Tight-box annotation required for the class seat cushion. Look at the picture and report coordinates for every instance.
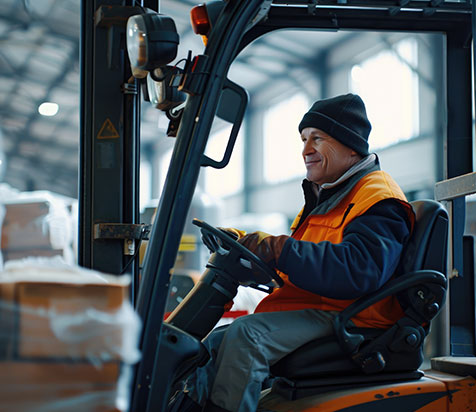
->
[270,328,423,380]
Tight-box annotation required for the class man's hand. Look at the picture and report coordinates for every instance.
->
[201,227,247,252]
[220,227,247,240]
[238,231,289,268]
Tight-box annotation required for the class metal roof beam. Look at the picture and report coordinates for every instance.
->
[6,42,80,164]
[272,0,471,13]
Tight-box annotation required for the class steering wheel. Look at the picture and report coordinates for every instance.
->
[192,219,284,293]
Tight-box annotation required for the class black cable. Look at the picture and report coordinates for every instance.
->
[173,57,189,70]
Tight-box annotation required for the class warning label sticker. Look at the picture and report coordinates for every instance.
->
[97,118,119,139]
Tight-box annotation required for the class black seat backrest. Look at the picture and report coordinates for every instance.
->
[395,200,449,315]
[400,199,449,275]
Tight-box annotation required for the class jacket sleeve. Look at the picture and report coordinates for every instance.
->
[276,198,412,299]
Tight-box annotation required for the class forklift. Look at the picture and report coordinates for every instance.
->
[80,1,476,411]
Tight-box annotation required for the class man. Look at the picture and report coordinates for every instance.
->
[175,93,414,412]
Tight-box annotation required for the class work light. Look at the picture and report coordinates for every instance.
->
[126,12,179,74]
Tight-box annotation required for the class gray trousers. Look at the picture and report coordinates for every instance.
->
[185,309,341,412]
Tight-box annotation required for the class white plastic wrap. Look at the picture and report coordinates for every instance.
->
[0,257,142,412]
[0,188,76,264]
[49,303,141,364]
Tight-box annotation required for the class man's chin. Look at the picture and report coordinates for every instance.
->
[306,173,321,185]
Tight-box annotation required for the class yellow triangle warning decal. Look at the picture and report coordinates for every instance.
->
[97,118,119,139]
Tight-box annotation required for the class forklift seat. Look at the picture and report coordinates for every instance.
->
[269,199,449,400]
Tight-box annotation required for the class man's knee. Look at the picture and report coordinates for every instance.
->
[204,325,228,357]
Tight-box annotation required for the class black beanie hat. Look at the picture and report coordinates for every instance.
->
[298,93,371,156]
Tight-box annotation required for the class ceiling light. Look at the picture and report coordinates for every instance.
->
[38,102,59,116]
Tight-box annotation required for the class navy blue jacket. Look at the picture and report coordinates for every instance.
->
[276,181,412,300]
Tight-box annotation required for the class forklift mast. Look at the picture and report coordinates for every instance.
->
[79,1,476,411]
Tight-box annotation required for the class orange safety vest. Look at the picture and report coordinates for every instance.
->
[254,170,415,328]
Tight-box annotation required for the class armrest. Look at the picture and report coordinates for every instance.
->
[333,269,447,354]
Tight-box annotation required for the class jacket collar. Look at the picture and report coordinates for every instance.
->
[320,154,378,190]
[301,154,380,219]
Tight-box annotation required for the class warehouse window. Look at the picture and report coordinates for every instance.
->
[158,147,174,196]
[263,93,308,183]
[351,38,419,150]
[140,161,151,211]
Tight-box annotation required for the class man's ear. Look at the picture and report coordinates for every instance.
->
[349,150,363,164]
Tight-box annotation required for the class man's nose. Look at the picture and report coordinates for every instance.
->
[302,139,315,156]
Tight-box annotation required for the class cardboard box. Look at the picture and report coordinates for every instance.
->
[0,261,139,412]
[0,197,74,263]
[0,361,123,412]
[17,281,128,359]
[1,201,52,250]
[0,264,134,361]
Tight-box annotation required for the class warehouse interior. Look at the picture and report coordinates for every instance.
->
[0,1,474,411]
[0,0,453,300]
[0,0,450,257]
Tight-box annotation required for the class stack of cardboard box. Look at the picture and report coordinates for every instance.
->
[0,261,141,412]
[1,192,75,265]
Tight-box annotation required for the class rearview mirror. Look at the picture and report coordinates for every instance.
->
[216,84,244,124]
[201,79,249,169]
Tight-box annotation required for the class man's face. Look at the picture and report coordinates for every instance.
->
[301,127,361,186]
